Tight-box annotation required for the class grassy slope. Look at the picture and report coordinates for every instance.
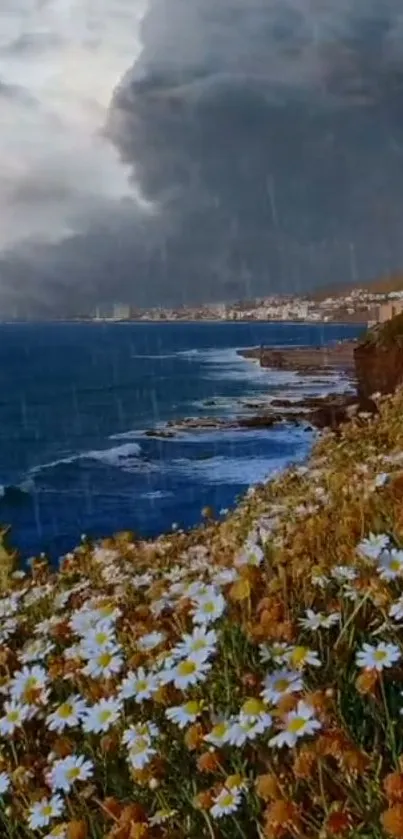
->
[2,391,403,837]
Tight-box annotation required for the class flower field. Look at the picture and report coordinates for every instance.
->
[2,390,403,837]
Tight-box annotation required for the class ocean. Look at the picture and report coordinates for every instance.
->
[0,321,363,559]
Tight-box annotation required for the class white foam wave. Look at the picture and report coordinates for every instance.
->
[140,490,174,500]
[168,450,308,486]
[85,442,142,465]
[29,440,142,477]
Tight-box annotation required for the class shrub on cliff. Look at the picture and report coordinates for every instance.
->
[2,392,403,836]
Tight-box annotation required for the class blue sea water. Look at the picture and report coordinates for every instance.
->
[0,321,363,559]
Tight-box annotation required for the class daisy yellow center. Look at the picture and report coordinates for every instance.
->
[220,793,235,808]
[226,774,243,790]
[202,602,215,614]
[242,698,264,716]
[288,717,306,734]
[291,647,307,666]
[99,710,112,723]
[137,724,149,735]
[98,652,113,667]
[25,677,38,690]
[131,737,148,754]
[390,559,401,572]
[136,680,148,692]
[42,805,53,817]
[212,722,228,738]
[184,701,199,715]
[374,650,387,662]
[67,767,81,780]
[95,632,109,645]
[7,710,20,723]
[192,639,206,651]
[58,703,73,719]
[274,678,291,692]
[177,661,196,676]
[100,606,114,617]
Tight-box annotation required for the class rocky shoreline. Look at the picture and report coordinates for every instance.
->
[143,338,372,439]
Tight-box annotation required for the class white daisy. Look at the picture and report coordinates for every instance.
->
[127,738,156,770]
[235,542,264,568]
[299,609,340,631]
[390,596,403,622]
[19,639,55,664]
[227,715,271,747]
[173,627,217,663]
[0,772,10,795]
[356,642,401,671]
[10,665,48,702]
[48,754,94,793]
[82,697,122,733]
[0,700,31,736]
[331,566,357,583]
[261,670,303,705]
[286,646,322,669]
[212,568,239,587]
[165,700,202,729]
[0,595,19,618]
[373,472,389,489]
[46,696,87,733]
[377,549,403,581]
[119,668,159,703]
[159,656,211,690]
[358,533,390,561]
[80,624,117,656]
[149,809,177,826]
[311,572,330,589]
[192,591,225,625]
[210,788,242,819]
[82,648,123,680]
[204,719,233,747]
[259,642,291,666]
[269,701,321,748]
[28,795,65,830]
[122,721,159,748]
[137,631,166,651]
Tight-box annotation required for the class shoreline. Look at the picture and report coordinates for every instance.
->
[145,338,364,440]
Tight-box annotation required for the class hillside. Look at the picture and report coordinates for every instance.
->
[2,383,403,836]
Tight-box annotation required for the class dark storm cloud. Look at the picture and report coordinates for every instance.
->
[3,0,403,315]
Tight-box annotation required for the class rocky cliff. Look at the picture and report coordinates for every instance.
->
[354,312,403,400]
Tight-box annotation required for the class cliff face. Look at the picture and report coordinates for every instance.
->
[354,312,403,399]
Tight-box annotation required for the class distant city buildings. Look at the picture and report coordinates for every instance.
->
[87,287,403,327]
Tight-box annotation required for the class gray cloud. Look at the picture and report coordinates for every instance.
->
[2,0,403,315]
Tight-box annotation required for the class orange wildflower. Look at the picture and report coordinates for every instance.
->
[197,751,222,773]
[355,668,379,696]
[385,774,403,804]
[193,790,214,811]
[293,745,317,780]
[184,723,204,751]
[263,800,301,839]
[66,821,88,839]
[382,804,403,838]
[255,774,280,801]
[102,797,122,820]
[324,809,354,835]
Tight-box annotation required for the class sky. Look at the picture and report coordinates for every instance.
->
[1,0,403,316]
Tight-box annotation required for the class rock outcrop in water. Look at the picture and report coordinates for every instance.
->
[354,312,403,400]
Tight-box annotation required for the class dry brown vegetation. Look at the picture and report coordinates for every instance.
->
[1,391,403,836]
